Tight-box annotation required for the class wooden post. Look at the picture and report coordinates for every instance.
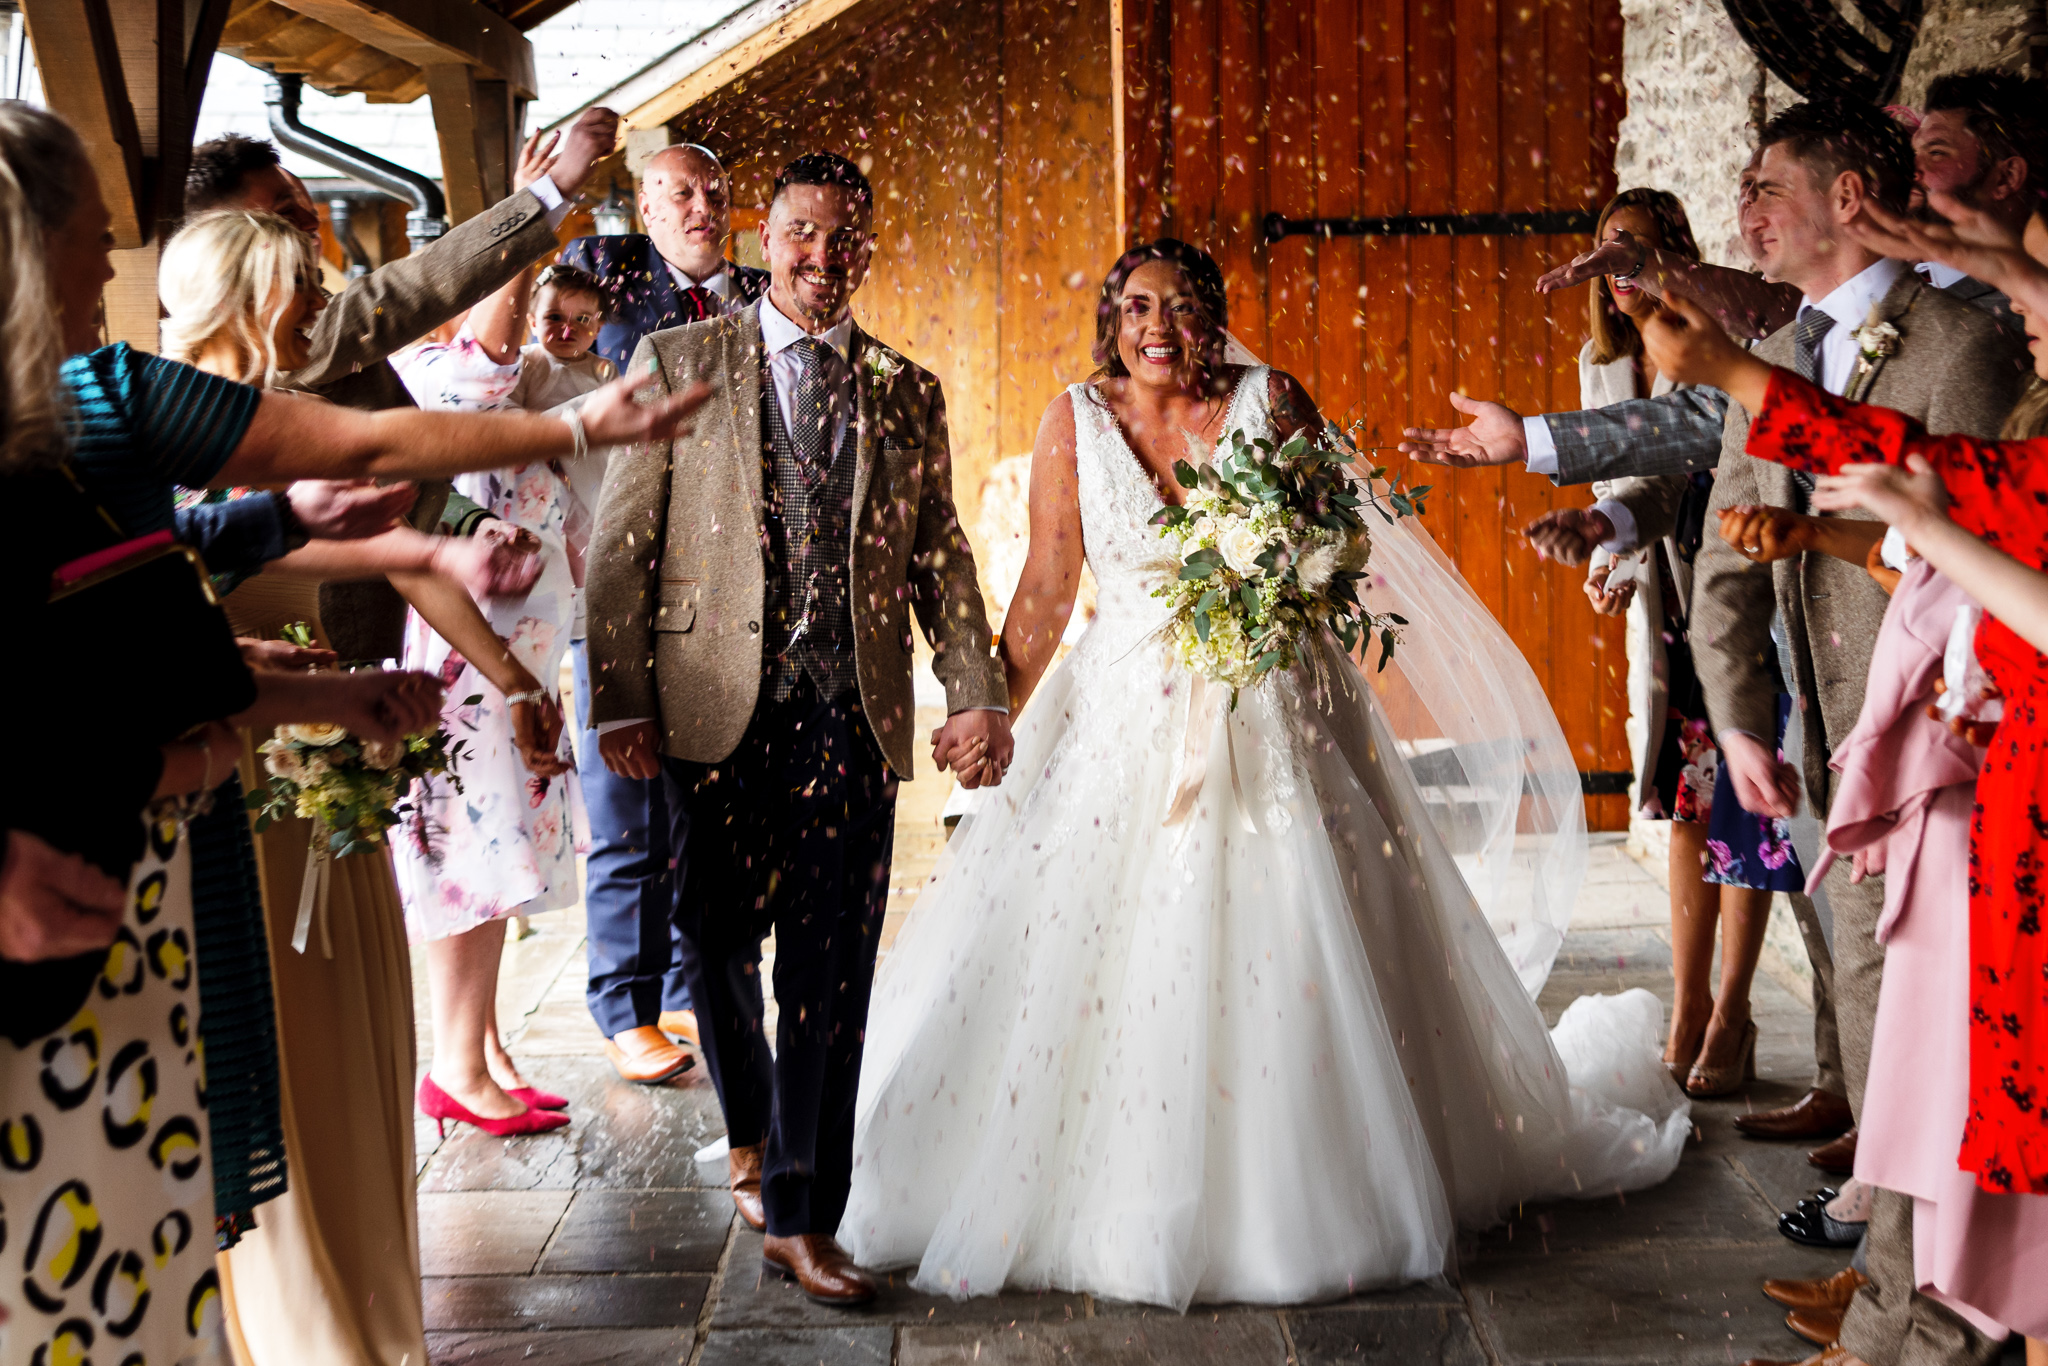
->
[427,63,520,224]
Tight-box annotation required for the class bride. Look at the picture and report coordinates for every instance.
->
[838,239,1690,1309]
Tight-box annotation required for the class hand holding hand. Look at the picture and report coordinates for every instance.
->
[1582,562,1635,617]
[1719,729,1801,821]
[1717,504,1820,564]
[1523,507,1614,566]
[931,709,1016,790]
[1811,455,1951,534]
[548,108,622,198]
[1397,392,1528,468]
[0,831,126,962]
[599,720,662,780]
[436,526,543,598]
[288,479,416,539]
[578,376,715,449]
[238,636,338,671]
[513,129,561,193]
[1535,231,1643,295]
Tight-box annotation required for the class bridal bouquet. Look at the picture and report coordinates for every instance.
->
[247,625,470,857]
[1151,424,1428,697]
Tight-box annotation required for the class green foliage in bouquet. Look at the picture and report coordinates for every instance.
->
[246,622,472,857]
[1150,422,1428,695]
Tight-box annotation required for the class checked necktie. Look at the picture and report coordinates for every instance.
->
[789,337,839,489]
[1787,308,1835,509]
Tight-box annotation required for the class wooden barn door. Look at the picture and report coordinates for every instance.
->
[1116,0,1633,829]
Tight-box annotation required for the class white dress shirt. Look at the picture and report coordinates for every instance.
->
[665,260,732,303]
[757,293,854,453]
[1916,260,1968,291]
[1796,256,1907,395]
[522,174,575,231]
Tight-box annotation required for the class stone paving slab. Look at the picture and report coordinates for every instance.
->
[1285,1302,1489,1365]
[697,1325,895,1366]
[426,1327,692,1364]
[712,1230,1092,1330]
[539,1189,733,1274]
[418,1189,573,1276]
[423,1273,707,1330]
[896,1315,1291,1365]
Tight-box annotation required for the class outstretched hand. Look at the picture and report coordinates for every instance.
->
[1535,231,1644,295]
[1848,193,2026,288]
[579,376,716,450]
[1811,455,1951,532]
[1523,507,1614,566]
[1398,392,1528,468]
[1583,562,1635,617]
[548,107,622,198]
[288,478,417,539]
[437,524,544,598]
[513,129,560,193]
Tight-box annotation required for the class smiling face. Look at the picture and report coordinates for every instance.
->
[532,283,602,360]
[1114,259,1216,393]
[1911,109,1987,215]
[47,158,117,356]
[760,182,874,329]
[639,146,731,282]
[1600,205,1665,318]
[268,264,327,372]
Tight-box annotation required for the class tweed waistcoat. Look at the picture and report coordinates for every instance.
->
[760,352,860,701]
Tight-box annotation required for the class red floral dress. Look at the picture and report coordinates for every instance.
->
[1749,369,2048,1196]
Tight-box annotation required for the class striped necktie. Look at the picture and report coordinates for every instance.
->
[1788,308,1835,506]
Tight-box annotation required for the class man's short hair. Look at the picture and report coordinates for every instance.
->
[1757,99,1915,215]
[1924,67,2048,208]
[186,134,282,214]
[772,152,872,211]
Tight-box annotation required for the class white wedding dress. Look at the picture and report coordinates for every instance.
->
[839,369,1690,1309]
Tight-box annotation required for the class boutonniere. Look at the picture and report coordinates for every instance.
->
[1845,306,1905,402]
[865,349,904,386]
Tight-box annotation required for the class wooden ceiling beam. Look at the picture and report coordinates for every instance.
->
[21,0,147,245]
[264,0,535,97]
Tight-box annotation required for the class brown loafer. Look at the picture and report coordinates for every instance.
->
[1734,1088,1853,1141]
[1787,1305,1845,1346]
[657,1009,699,1047]
[729,1142,766,1231]
[1807,1127,1858,1175]
[1763,1266,1868,1312]
[604,1026,693,1085]
[1740,1345,1869,1366]
[762,1232,876,1306]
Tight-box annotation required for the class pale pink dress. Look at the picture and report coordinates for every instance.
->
[1815,558,2048,1339]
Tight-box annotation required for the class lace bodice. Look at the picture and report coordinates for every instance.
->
[1068,367,1272,637]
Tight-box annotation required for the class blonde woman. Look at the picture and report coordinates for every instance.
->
[153,209,689,1364]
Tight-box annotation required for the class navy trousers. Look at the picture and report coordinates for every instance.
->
[661,678,897,1237]
[573,640,692,1038]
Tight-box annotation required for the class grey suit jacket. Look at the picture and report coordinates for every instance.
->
[1692,272,2028,814]
[584,305,1006,778]
[279,186,560,659]
[1543,385,1732,485]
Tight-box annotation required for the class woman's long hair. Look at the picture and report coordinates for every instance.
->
[159,209,320,387]
[1588,188,1701,366]
[1091,238,1230,383]
[0,102,87,474]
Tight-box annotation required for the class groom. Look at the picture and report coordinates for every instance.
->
[587,151,1012,1304]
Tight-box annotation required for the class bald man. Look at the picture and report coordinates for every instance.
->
[558,143,770,370]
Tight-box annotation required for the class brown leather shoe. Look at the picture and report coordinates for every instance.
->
[1734,1088,1853,1141]
[604,1026,693,1084]
[1740,1344,1870,1366]
[1787,1305,1845,1346]
[657,1009,699,1047]
[1806,1127,1858,1175]
[729,1142,766,1231]
[761,1232,876,1305]
[1763,1266,1868,1311]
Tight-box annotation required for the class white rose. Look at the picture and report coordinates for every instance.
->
[1190,514,1219,544]
[1297,544,1340,594]
[1218,523,1270,578]
[362,739,405,770]
[282,722,348,747]
[301,751,333,779]
[261,744,305,781]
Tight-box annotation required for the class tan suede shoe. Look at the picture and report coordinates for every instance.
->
[603,1026,692,1084]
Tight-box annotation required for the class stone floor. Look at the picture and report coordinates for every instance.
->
[409,775,1996,1366]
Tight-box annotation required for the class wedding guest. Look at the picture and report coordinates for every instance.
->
[1643,230,2048,1359]
[152,205,581,1364]
[556,141,768,1072]
[1649,99,2026,1366]
[185,108,620,662]
[1525,188,1793,1097]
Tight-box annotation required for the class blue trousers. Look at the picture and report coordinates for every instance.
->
[661,679,896,1236]
[572,639,691,1038]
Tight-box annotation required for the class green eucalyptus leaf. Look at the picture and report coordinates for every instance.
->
[1179,561,1218,580]
[1173,459,1200,488]
[1194,610,1212,643]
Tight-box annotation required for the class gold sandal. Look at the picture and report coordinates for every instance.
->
[1685,1018,1758,1098]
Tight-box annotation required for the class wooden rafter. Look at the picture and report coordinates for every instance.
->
[21,0,146,244]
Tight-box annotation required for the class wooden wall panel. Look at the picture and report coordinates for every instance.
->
[1154,0,1629,827]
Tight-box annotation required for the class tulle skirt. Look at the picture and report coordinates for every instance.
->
[841,623,1689,1309]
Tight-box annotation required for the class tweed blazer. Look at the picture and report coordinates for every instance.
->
[1545,384,1731,485]
[274,186,559,659]
[1692,271,2027,815]
[585,303,1007,777]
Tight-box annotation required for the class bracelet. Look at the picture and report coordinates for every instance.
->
[563,408,588,463]
[504,688,548,707]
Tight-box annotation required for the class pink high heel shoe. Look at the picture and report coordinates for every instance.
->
[416,1076,569,1137]
[506,1086,570,1112]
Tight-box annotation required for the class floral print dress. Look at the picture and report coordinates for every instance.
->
[389,328,581,943]
[1749,369,2048,1195]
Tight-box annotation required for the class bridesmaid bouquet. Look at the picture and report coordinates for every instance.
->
[1151,425,1428,696]
[247,624,470,858]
